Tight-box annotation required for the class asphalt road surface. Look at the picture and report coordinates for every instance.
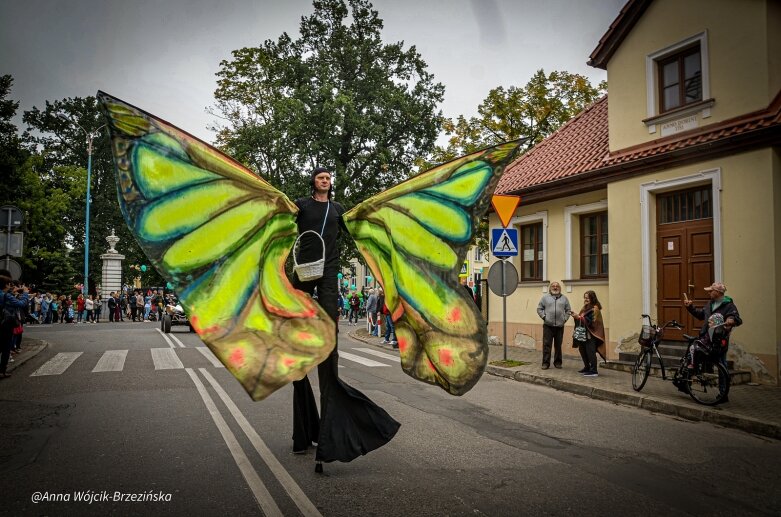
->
[1,321,779,516]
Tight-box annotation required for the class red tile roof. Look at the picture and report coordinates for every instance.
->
[497,96,609,194]
[497,91,781,197]
[588,0,653,70]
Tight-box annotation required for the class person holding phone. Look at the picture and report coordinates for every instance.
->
[683,282,741,373]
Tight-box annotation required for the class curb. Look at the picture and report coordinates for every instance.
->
[348,328,781,440]
[6,339,49,374]
[486,364,781,440]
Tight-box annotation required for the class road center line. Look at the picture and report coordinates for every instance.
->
[196,347,224,368]
[185,369,282,517]
[168,333,186,348]
[155,328,177,348]
[199,369,322,517]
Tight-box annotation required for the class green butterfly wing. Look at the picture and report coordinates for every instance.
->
[343,142,523,395]
[97,91,335,401]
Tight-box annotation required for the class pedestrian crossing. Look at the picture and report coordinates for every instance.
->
[27,346,402,377]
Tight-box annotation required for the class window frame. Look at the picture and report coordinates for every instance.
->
[520,222,544,282]
[657,45,702,114]
[644,31,712,134]
[579,211,609,279]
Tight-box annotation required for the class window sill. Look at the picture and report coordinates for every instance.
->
[643,98,715,128]
[562,278,609,285]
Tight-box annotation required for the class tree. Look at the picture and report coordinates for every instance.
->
[23,97,159,292]
[421,70,606,255]
[427,69,606,164]
[211,0,445,210]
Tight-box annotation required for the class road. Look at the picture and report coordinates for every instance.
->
[1,320,779,516]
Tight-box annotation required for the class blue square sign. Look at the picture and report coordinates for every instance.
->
[491,228,518,257]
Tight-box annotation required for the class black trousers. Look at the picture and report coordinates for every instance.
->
[291,265,399,462]
[542,325,564,367]
[0,317,16,374]
[578,335,599,372]
[291,265,339,453]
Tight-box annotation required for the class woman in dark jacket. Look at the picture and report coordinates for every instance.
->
[572,290,605,377]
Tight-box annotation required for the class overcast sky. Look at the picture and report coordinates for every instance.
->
[0,0,625,143]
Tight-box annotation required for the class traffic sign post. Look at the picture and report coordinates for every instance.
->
[488,259,519,361]
[491,228,518,258]
[2,205,23,277]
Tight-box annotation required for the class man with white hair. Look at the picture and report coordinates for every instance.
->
[536,281,571,369]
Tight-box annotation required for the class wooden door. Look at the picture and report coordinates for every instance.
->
[657,189,713,339]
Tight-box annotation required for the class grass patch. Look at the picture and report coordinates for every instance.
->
[489,359,529,368]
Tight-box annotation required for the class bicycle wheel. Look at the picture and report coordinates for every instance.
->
[687,361,730,406]
[632,348,652,391]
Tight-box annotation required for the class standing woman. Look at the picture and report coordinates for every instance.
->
[571,290,605,377]
[94,295,102,323]
[291,167,399,473]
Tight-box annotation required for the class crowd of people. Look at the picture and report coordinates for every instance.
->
[338,286,398,347]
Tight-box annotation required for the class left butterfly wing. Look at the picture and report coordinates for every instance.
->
[98,91,335,401]
[343,141,523,395]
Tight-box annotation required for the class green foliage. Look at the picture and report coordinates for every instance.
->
[418,70,606,256]
[211,0,445,211]
[20,95,159,291]
[426,69,607,165]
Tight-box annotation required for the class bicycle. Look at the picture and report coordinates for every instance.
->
[631,315,729,406]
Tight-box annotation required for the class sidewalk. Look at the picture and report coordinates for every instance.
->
[348,325,781,440]
[3,338,48,376]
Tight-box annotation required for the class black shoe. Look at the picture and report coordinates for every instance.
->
[583,370,599,377]
[554,364,562,369]
[578,367,589,374]
[541,364,549,370]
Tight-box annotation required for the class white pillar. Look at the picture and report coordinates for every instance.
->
[100,230,125,314]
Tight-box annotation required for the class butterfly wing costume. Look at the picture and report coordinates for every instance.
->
[98,92,522,401]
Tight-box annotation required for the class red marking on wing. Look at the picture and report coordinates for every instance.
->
[438,348,454,367]
[283,357,297,367]
[447,307,461,323]
[398,336,408,354]
[297,332,313,342]
[229,347,245,368]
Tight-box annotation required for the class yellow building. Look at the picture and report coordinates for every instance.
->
[489,0,781,384]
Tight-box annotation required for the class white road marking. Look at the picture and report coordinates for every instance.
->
[168,333,186,348]
[196,347,224,368]
[354,347,401,363]
[338,351,390,367]
[185,369,283,517]
[92,350,128,372]
[30,352,83,376]
[151,348,184,370]
[200,369,322,517]
[155,328,177,349]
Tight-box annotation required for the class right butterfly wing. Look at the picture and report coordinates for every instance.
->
[98,91,335,400]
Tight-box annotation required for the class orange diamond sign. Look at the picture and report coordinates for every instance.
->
[491,195,521,228]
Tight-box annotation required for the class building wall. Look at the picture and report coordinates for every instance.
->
[486,190,611,358]
[606,0,774,152]
[608,148,779,383]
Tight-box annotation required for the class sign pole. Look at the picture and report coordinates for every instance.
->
[5,207,11,272]
[501,259,507,361]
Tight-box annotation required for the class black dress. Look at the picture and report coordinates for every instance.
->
[292,197,400,462]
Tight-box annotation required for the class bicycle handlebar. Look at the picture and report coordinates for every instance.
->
[641,315,683,330]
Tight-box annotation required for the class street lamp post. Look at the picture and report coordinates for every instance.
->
[58,114,105,296]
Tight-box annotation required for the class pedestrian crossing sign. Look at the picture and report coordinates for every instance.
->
[459,260,470,278]
[491,228,518,257]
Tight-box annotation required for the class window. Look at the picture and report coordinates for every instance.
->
[520,222,543,281]
[474,247,483,262]
[658,186,712,224]
[580,212,608,278]
[658,46,702,113]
